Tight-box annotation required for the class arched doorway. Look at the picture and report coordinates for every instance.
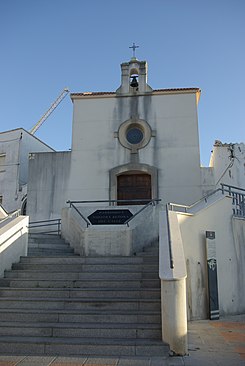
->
[21,197,27,215]
[110,163,158,204]
[117,172,152,205]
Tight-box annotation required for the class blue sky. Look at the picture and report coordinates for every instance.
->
[0,0,244,166]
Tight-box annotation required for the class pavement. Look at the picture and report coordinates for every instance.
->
[0,314,244,366]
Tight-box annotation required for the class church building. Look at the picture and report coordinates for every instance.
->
[27,55,210,219]
[26,54,245,355]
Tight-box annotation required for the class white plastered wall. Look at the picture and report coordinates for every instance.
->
[210,143,245,188]
[68,91,202,206]
[177,196,245,320]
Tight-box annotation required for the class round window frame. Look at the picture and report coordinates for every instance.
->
[118,118,152,152]
[126,125,144,145]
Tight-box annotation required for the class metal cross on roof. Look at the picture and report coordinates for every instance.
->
[129,43,139,58]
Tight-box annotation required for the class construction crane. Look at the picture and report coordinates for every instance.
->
[29,88,69,135]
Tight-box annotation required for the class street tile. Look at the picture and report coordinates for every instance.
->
[167,357,184,366]
[0,355,25,365]
[235,346,245,360]
[117,358,150,366]
[51,356,87,365]
[85,357,118,365]
[150,356,169,366]
[18,356,56,365]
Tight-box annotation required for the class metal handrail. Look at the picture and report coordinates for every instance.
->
[221,183,245,193]
[221,184,245,217]
[165,205,174,269]
[167,184,245,268]
[0,209,21,227]
[0,227,23,247]
[67,199,161,227]
[28,218,61,235]
[124,199,161,226]
[67,202,91,228]
[168,188,221,213]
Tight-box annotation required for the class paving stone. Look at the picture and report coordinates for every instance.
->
[51,357,87,365]
[0,355,25,364]
[17,356,56,365]
[117,358,150,366]
[166,357,184,366]
[149,357,169,365]
[84,357,118,365]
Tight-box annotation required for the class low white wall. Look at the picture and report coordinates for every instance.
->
[177,196,245,319]
[61,204,160,256]
[159,210,187,356]
[0,216,29,277]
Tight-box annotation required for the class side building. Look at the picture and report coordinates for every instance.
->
[0,128,54,214]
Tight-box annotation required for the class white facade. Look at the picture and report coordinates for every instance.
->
[0,128,54,213]
[69,89,202,205]
[28,58,207,220]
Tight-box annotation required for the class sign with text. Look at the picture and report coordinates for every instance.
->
[88,209,133,225]
[206,231,219,320]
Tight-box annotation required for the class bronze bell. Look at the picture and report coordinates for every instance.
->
[130,75,139,88]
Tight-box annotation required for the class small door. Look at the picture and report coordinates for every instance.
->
[117,173,152,205]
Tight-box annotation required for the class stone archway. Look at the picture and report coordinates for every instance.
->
[110,163,158,204]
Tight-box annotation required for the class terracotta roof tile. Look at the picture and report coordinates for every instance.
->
[70,87,200,97]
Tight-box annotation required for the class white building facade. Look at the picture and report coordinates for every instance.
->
[28,58,209,219]
[0,128,54,214]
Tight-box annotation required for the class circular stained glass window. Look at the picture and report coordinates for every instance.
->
[126,127,144,144]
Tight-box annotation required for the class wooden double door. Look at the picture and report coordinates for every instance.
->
[117,173,152,205]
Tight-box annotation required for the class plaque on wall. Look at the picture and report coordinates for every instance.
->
[88,209,133,225]
[206,231,219,320]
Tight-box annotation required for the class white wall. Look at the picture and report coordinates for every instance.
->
[0,129,21,212]
[0,128,54,212]
[0,215,29,277]
[19,129,54,186]
[210,142,245,189]
[68,91,202,205]
[27,151,71,221]
[176,196,245,319]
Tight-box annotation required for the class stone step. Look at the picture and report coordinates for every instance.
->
[0,288,160,299]
[12,263,158,272]
[28,247,75,253]
[0,278,160,289]
[0,336,169,356]
[0,298,161,311]
[0,321,161,339]
[28,235,67,244]
[0,235,165,357]
[0,309,161,324]
[4,270,158,280]
[28,243,71,250]
[20,256,157,264]
[27,251,79,257]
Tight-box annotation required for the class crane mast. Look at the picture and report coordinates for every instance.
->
[29,88,69,135]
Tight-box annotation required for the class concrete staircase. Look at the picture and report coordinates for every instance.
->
[0,234,168,357]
